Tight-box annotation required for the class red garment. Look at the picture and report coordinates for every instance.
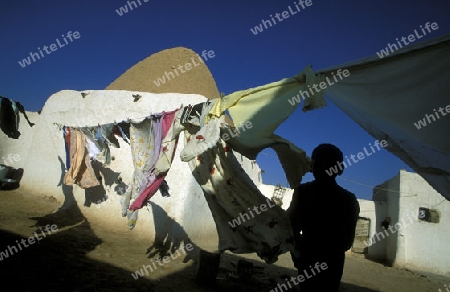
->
[130,176,166,211]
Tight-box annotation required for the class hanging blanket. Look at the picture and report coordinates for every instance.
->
[154,112,295,264]
[205,65,325,188]
[121,110,179,229]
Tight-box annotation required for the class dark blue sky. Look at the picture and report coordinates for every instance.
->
[1,0,449,200]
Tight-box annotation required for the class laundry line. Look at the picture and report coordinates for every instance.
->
[52,112,178,129]
[259,150,418,196]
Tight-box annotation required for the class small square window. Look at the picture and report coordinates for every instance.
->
[418,207,440,223]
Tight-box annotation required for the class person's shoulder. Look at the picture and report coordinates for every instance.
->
[295,181,315,192]
[338,187,360,215]
[338,185,358,202]
[298,181,315,188]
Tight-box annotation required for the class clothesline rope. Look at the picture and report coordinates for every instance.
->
[52,104,184,129]
[338,176,447,208]
[55,122,429,201]
[258,151,425,197]
[337,176,416,196]
[260,151,278,158]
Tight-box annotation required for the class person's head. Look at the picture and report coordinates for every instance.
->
[311,143,344,181]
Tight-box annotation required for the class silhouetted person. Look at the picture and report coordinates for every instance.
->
[287,143,360,291]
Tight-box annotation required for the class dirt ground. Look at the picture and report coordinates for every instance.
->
[0,189,448,292]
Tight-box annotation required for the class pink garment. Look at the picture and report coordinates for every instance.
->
[161,110,176,134]
[129,110,177,210]
[130,176,166,211]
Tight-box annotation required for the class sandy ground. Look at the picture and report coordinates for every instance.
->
[0,189,449,292]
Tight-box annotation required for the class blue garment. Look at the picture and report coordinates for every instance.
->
[115,123,130,144]
[95,126,105,143]
[63,126,70,170]
[101,123,120,148]
[81,126,111,165]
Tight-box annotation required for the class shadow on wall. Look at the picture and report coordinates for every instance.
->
[365,200,400,266]
[57,156,74,210]
[84,160,123,208]
[146,201,198,264]
[57,156,125,210]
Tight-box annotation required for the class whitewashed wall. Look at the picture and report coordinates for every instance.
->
[365,170,449,276]
[355,199,378,254]
[397,170,450,276]
[258,183,294,210]
[366,174,399,262]
[0,90,265,248]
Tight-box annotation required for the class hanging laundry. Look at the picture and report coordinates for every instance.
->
[60,121,132,190]
[83,131,102,160]
[178,100,217,129]
[139,113,164,180]
[120,116,156,229]
[154,110,184,176]
[95,124,105,142]
[82,126,111,165]
[100,123,121,148]
[187,137,295,264]
[0,97,20,139]
[113,122,130,144]
[118,121,130,140]
[63,126,71,170]
[121,110,179,229]
[205,65,325,188]
[153,109,295,264]
[179,118,221,162]
[129,110,178,211]
[0,97,34,139]
[63,129,100,189]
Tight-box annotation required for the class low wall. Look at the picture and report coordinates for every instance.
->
[1,90,220,247]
